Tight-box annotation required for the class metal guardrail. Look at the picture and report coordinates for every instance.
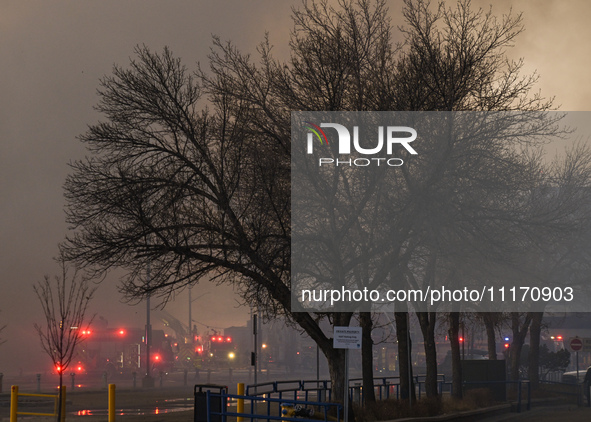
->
[462,380,531,413]
[540,379,591,407]
[246,379,333,402]
[243,375,534,415]
[246,375,448,404]
[10,383,118,422]
[348,375,448,403]
[10,385,65,422]
[201,389,342,422]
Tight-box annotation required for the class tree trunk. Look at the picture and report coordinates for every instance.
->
[326,347,346,402]
[483,314,498,360]
[58,370,63,422]
[395,312,416,402]
[292,311,352,405]
[417,311,439,397]
[509,313,533,381]
[528,312,544,388]
[449,312,462,399]
[325,346,355,421]
[360,312,376,404]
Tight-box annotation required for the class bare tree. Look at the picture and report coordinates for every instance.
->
[0,312,6,347]
[61,0,398,402]
[389,0,591,399]
[61,0,585,408]
[34,260,96,421]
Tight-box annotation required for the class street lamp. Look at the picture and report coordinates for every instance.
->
[142,263,154,388]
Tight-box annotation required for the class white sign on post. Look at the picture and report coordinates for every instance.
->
[333,326,361,422]
[333,326,362,349]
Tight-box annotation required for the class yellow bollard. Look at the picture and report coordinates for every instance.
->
[237,383,244,422]
[10,385,18,422]
[108,384,116,422]
[60,385,66,422]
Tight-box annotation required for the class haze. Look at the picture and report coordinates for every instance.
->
[1,0,590,373]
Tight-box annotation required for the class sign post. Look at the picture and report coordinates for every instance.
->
[334,327,361,422]
[253,313,258,394]
[569,337,584,381]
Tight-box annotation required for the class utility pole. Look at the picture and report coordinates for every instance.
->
[407,312,412,409]
[253,313,258,393]
[188,288,192,343]
[142,263,154,387]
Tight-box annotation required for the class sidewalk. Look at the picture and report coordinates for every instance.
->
[478,404,591,422]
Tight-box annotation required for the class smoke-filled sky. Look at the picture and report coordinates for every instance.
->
[1,0,590,372]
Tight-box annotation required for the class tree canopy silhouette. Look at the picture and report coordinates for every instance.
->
[62,0,591,402]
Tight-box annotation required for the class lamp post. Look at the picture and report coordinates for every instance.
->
[188,288,192,343]
[253,312,258,391]
[142,263,154,388]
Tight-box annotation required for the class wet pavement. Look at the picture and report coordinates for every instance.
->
[478,404,591,422]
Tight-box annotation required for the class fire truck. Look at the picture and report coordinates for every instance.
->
[157,310,240,370]
[204,333,237,367]
[172,332,237,369]
[74,327,174,377]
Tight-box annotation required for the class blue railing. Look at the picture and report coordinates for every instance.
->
[244,375,449,404]
[347,375,447,403]
[242,376,531,413]
[204,390,342,422]
[246,379,333,402]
